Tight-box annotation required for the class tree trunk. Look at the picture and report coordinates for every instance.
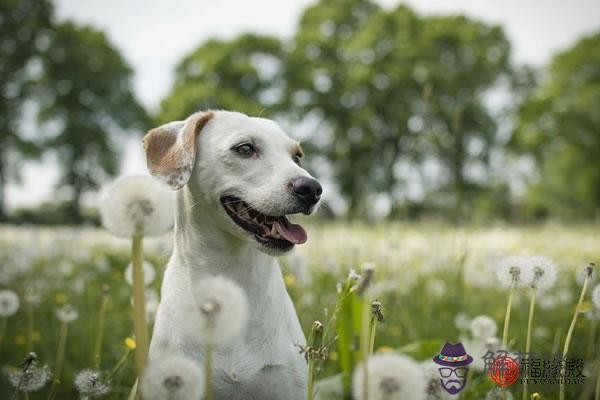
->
[66,166,83,224]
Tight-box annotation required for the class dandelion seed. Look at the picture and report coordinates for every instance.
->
[6,364,51,393]
[496,256,530,289]
[0,289,20,317]
[100,175,173,238]
[525,255,557,291]
[141,354,204,400]
[74,369,111,398]
[469,315,497,340]
[184,276,249,345]
[124,261,156,286]
[352,353,426,400]
[55,304,79,323]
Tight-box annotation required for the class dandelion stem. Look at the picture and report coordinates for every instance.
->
[25,300,33,352]
[560,270,591,400]
[306,321,323,400]
[47,320,69,400]
[522,286,536,400]
[360,297,371,400]
[105,348,131,382]
[502,286,514,348]
[204,343,214,400]
[131,234,149,377]
[368,315,377,355]
[595,356,600,400]
[93,290,110,369]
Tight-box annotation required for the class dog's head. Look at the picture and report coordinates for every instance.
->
[143,110,322,254]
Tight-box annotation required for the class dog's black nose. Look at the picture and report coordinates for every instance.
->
[291,177,322,207]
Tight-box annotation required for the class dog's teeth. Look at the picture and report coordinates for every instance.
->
[270,224,277,235]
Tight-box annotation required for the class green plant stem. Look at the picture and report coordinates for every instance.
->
[306,321,323,400]
[105,348,131,382]
[131,234,149,377]
[368,315,377,355]
[0,316,6,351]
[93,292,110,369]
[25,300,33,352]
[502,287,514,348]
[127,379,138,400]
[47,320,69,400]
[359,296,371,400]
[522,286,536,400]
[560,275,591,400]
[204,343,214,400]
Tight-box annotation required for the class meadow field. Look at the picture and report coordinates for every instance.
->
[0,222,599,399]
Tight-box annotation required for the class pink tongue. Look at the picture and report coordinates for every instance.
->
[273,219,307,245]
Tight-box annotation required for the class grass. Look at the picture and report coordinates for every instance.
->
[0,222,598,399]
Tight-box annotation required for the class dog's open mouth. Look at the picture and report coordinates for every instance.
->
[220,196,307,250]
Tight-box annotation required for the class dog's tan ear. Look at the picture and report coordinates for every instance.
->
[143,111,214,190]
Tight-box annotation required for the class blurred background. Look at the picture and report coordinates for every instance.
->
[1,0,600,224]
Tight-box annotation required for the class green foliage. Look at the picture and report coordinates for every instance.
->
[158,34,283,122]
[0,0,53,219]
[513,32,600,220]
[37,22,148,222]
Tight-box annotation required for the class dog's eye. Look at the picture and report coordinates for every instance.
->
[232,143,256,158]
[292,154,302,166]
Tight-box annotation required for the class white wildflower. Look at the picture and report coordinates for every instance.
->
[141,354,204,400]
[100,175,173,238]
[74,369,111,398]
[525,256,557,291]
[592,284,600,310]
[496,256,531,289]
[124,261,156,286]
[348,269,361,281]
[420,362,452,400]
[0,289,20,317]
[352,353,426,400]
[183,276,249,345]
[6,365,51,392]
[425,279,446,299]
[56,304,79,323]
[469,315,497,340]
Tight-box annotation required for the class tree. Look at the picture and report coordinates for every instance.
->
[284,1,512,218]
[0,0,53,220]
[512,32,600,220]
[38,22,147,223]
[158,33,283,123]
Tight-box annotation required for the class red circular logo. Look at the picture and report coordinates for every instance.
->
[489,356,520,387]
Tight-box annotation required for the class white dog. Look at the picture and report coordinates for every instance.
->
[144,110,322,400]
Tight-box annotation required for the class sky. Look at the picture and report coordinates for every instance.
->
[6,0,600,209]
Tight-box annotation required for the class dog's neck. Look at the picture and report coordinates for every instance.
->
[171,186,278,289]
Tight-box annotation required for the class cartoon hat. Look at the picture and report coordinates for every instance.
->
[433,342,474,367]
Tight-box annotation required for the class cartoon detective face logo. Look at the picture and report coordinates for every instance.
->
[432,342,473,395]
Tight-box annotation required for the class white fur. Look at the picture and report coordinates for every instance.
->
[149,111,318,400]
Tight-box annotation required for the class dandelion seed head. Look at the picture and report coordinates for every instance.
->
[55,304,79,323]
[420,362,453,400]
[352,353,426,400]
[124,261,156,286]
[525,256,557,290]
[141,354,204,400]
[6,364,51,392]
[74,369,111,398]
[0,289,20,317]
[100,175,174,238]
[592,284,600,310]
[183,276,249,345]
[496,256,531,289]
[469,315,497,340]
